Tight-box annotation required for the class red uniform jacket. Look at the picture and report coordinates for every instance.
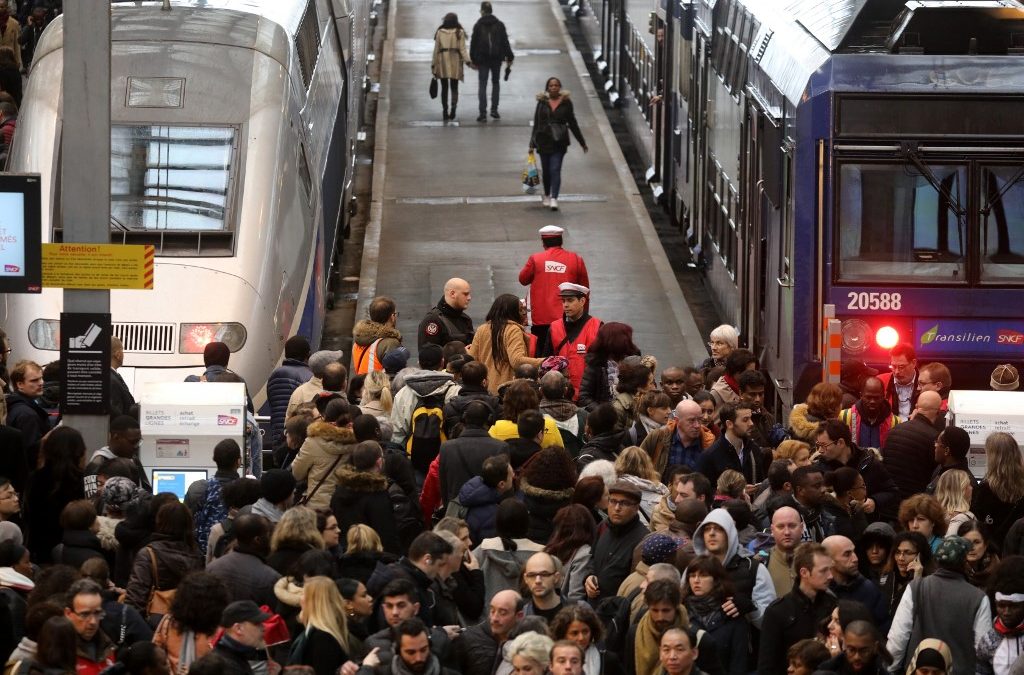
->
[519,246,590,326]
[549,315,602,396]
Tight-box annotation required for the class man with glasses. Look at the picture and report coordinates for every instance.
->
[814,419,899,521]
[586,480,649,602]
[917,361,952,421]
[63,579,116,673]
[819,620,891,673]
[522,552,571,620]
[877,343,918,419]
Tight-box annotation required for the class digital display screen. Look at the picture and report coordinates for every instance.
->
[152,470,208,501]
[0,174,41,293]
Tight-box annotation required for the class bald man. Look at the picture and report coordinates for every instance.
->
[823,535,887,626]
[522,552,567,620]
[419,278,475,349]
[762,506,803,596]
[109,336,136,417]
[882,389,942,504]
[458,589,524,675]
[641,399,714,482]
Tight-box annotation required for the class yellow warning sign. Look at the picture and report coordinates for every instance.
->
[42,243,155,290]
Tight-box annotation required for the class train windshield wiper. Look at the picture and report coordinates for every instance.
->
[899,142,966,220]
[980,165,1024,217]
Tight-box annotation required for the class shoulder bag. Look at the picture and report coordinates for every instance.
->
[146,547,176,617]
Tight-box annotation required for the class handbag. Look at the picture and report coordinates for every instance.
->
[429,77,438,99]
[146,547,176,617]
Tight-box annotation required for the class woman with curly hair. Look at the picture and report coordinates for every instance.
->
[520,447,577,544]
[614,447,668,526]
[577,323,641,412]
[898,494,947,553]
[550,604,626,675]
[267,505,325,576]
[488,379,563,449]
[544,505,595,603]
[787,382,843,443]
[153,572,230,673]
[470,294,543,394]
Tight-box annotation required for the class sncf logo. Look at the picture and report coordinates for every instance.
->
[997,330,1024,345]
[217,415,239,426]
[4,265,19,273]
[544,261,567,273]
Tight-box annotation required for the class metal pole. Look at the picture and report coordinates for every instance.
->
[61,0,111,450]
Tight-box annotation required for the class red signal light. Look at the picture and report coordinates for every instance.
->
[876,326,899,350]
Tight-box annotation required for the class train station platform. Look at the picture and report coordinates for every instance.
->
[359,0,706,370]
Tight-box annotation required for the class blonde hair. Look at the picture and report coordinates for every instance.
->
[614,446,660,482]
[270,506,324,553]
[346,523,383,554]
[299,576,350,652]
[984,432,1024,503]
[362,370,393,413]
[508,631,555,669]
[716,469,746,498]
[774,440,811,462]
[934,469,972,515]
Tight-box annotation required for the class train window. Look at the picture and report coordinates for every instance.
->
[110,125,236,232]
[296,0,322,90]
[837,163,966,283]
[980,165,1024,284]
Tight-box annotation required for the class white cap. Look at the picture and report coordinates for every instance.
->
[539,225,565,238]
[558,282,590,297]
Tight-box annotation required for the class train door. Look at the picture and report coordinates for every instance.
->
[691,34,710,248]
[740,103,761,352]
[655,11,675,201]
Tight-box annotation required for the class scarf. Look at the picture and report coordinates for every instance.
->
[723,374,740,394]
[393,653,441,675]
[607,360,620,395]
[584,644,602,675]
[639,415,662,434]
[685,594,724,627]
[995,617,1024,637]
[634,607,686,675]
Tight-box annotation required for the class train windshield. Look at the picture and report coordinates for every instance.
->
[110,125,236,232]
[980,165,1024,283]
[836,163,966,283]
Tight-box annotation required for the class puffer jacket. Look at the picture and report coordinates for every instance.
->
[469,322,543,394]
[352,319,402,373]
[787,403,825,443]
[431,27,471,80]
[266,358,312,448]
[123,536,204,613]
[520,478,573,545]
[330,464,401,555]
[460,476,504,545]
[390,369,459,447]
[530,90,586,155]
[291,421,357,511]
[577,356,612,411]
[473,536,545,606]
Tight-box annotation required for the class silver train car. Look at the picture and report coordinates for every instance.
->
[3,0,373,407]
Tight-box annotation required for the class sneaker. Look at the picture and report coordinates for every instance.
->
[550,198,559,211]
[541,196,550,207]
[490,110,501,119]
[477,114,487,122]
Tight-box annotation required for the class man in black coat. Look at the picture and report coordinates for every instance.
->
[926,425,976,493]
[4,360,49,468]
[457,590,523,675]
[696,403,765,488]
[418,279,474,350]
[442,362,499,436]
[108,336,136,418]
[469,1,514,122]
[882,390,942,508]
[575,403,622,471]
[331,441,402,555]
[815,419,899,520]
[585,480,649,603]
[438,400,508,504]
[363,579,453,664]
[367,532,454,627]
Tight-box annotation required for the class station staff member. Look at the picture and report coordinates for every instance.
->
[547,282,601,397]
[518,225,589,349]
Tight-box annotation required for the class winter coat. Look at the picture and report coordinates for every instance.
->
[4,393,49,465]
[286,375,323,419]
[390,369,459,447]
[459,476,504,545]
[488,417,563,451]
[52,529,108,570]
[709,376,741,424]
[577,357,612,411]
[23,465,84,564]
[331,464,402,555]
[757,586,837,673]
[351,319,402,373]
[473,536,545,606]
[337,550,397,586]
[696,434,766,488]
[881,415,940,505]
[641,420,716,480]
[431,27,471,81]
[442,385,500,436]
[972,481,1024,546]
[291,421,358,511]
[289,626,350,673]
[576,432,623,472]
[559,544,592,603]
[787,403,825,443]
[152,613,214,675]
[418,298,475,350]
[617,475,669,528]
[0,425,25,491]
[530,91,586,155]
[457,622,501,675]
[124,537,204,613]
[266,541,318,578]
[816,446,900,519]
[207,549,281,607]
[831,573,888,629]
[684,596,750,675]
[438,428,509,504]
[266,358,313,448]
[469,322,543,394]
[520,478,573,544]
[366,557,440,626]
[469,14,513,67]
[591,515,648,603]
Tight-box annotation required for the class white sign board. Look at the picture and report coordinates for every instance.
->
[947,389,1024,479]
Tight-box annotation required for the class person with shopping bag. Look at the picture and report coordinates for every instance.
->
[529,76,588,211]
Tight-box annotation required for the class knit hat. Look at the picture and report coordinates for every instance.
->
[991,364,1020,391]
[382,346,411,374]
[933,536,972,568]
[103,476,142,513]
[914,648,946,669]
[641,534,680,565]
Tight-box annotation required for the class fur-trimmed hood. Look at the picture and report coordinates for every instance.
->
[95,516,120,552]
[305,420,357,454]
[352,319,402,347]
[536,90,572,102]
[520,477,574,502]
[274,576,303,608]
[334,463,388,492]
[787,403,824,442]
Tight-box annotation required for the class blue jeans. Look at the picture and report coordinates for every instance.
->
[539,151,566,198]
[478,63,501,114]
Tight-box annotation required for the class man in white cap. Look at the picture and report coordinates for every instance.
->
[518,225,589,349]
[546,282,602,396]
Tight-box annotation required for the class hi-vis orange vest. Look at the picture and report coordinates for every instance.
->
[549,316,601,397]
[352,338,384,375]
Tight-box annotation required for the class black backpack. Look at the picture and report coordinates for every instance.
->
[596,590,638,655]
[211,517,237,558]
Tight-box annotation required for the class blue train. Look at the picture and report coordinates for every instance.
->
[582,0,1024,410]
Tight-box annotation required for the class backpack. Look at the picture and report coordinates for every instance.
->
[596,592,636,655]
[406,394,447,473]
[193,478,229,555]
[211,517,237,559]
[388,479,424,551]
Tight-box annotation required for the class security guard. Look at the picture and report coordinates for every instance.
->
[518,225,589,349]
[418,277,475,350]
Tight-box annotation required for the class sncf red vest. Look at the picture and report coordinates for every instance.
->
[518,247,590,326]
[549,316,601,397]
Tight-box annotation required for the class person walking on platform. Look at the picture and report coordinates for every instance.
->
[432,13,474,122]
[470,1,513,122]
[530,76,587,211]
[419,278,475,350]
[518,225,590,348]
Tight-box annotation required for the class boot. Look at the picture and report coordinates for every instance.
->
[449,103,458,120]
[442,106,449,121]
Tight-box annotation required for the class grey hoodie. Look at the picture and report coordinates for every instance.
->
[390,369,458,446]
[472,537,545,608]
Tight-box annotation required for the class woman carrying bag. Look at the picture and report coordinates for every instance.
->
[530,76,588,211]
[431,13,474,121]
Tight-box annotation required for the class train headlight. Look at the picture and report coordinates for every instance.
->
[875,326,900,350]
[179,323,247,353]
[841,319,870,354]
[28,319,60,351]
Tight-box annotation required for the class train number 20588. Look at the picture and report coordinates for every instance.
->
[847,292,902,311]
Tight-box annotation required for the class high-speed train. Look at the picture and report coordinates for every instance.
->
[4,0,374,406]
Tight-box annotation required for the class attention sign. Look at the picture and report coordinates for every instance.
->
[42,243,154,289]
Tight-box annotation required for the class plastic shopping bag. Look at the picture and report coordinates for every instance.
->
[521,151,540,194]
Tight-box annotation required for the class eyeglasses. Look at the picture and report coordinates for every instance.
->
[893,549,918,559]
[524,571,556,580]
[707,340,728,348]
[70,609,105,620]
[608,498,639,509]
[815,441,836,450]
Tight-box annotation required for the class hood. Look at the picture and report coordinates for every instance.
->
[458,476,502,506]
[520,477,574,502]
[403,370,456,398]
[536,90,572,102]
[353,320,402,347]
[907,638,953,672]
[334,464,388,492]
[619,474,668,496]
[692,508,740,563]
[4,393,37,412]
[90,447,116,463]
[787,403,822,440]
[95,516,120,551]
[476,14,500,27]
[476,537,545,575]
[305,420,357,454]
[0,568,33,592]
[274,576,303,608]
